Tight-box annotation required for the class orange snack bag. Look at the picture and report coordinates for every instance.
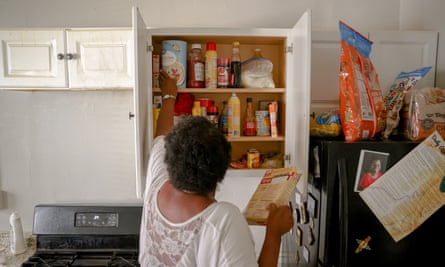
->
[338,21,386,142]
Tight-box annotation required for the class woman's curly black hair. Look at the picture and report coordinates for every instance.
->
[164,115,232,196]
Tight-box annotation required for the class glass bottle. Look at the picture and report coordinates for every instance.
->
[187,43,204,88]
[229,41,242,88]
[219,101,229,135]
[243,97,257,136]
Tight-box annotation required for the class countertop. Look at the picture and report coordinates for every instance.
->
[0,232,36,267]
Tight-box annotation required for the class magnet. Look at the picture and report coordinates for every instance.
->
[295,250,300,264]
[307,193,317,218]
[295,226,303,246]
[308,227,315,245]
[299,202,307,224]
[303,245,310,263]
[355,235,372,253]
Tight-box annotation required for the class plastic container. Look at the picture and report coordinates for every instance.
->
[228,93,241,137]
[9,212,26,255]
[187,43,205,88]
[192,101,201,116]
[205,42,218,88]
[162,40,187,88]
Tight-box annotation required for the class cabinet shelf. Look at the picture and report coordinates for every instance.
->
[153,88,285,93]
[227,136,284,142]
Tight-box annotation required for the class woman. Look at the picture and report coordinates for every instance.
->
[139,70,293,267]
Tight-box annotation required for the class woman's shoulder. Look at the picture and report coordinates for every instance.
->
[205,201,249,227]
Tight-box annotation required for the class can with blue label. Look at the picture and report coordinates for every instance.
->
[162,40,187,88]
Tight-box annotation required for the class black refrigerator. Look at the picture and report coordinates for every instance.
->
[308,138,445,267]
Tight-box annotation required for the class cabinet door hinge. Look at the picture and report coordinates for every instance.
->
[285,45,293,54]
[147,44,154,52]
[285,154,291,162]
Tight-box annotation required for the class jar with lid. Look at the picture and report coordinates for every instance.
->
[207,106,219,128]
[187,43,205,88]
[217,58,230,88]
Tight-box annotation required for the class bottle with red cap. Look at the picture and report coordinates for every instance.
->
[187,43,204,88]
[243,97,257,136]
[205,42,218,88]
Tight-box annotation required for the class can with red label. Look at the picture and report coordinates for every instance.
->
[247,148,260,169]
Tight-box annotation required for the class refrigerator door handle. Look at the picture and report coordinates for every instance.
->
[338,158,349,267]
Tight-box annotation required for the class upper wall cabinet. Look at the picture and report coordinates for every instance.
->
[0,29,133,89]
[311,30,438,111]
[0,30,66,88]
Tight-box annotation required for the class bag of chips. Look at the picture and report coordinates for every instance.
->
[382,66,431,139]
[338,21,386,142]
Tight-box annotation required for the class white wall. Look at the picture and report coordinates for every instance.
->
[0,0,444,231]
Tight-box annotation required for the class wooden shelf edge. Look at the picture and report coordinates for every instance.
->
[153,88,285,93]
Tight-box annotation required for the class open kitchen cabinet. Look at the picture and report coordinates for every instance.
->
[133,7,311,199]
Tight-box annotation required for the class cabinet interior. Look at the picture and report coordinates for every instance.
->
[152,34,287,168]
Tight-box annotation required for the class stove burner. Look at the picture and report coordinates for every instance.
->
[21,251,140,267]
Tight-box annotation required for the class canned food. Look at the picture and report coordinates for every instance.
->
[162,40,187,88]
[247,149,261,169]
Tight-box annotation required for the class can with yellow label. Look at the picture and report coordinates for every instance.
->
[247,149,261,169]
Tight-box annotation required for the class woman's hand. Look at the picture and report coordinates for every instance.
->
[258,203,294,267]
[159,70,178,97]
[266,203,293,236]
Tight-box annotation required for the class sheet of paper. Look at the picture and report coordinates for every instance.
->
[359,130,445,242]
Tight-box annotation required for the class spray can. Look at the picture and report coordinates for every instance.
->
[9,212,26,255]
[205,42,218,88]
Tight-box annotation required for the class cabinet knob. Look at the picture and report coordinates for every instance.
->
[57,53,76,60]
[128,112,135,120]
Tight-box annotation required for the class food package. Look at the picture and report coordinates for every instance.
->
[241,49,275,88]
[400,87,445,140]
[382,66,432,139]
[310,110,342,138]
[338,21,386,142]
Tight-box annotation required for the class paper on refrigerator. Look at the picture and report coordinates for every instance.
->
[359,130,445,242]
[243,166,301,225]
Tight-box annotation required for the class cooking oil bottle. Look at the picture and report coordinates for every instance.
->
[228,93,240,137]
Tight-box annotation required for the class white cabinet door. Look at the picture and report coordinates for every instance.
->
[310,30,340,111]
[285,9,311,194]
[0,30,67,88]
[369,30,438,96]
[66,29,133,89]
[133,6,152,198]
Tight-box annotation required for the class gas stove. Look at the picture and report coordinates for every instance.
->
[21,203,142,267]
